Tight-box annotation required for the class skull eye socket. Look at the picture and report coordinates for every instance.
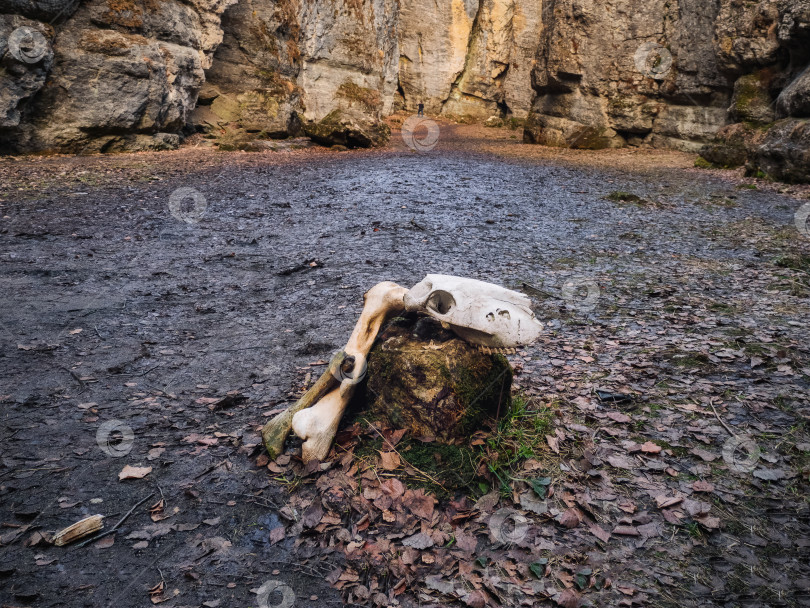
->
[426,290,455,315]
[498,309,511,320]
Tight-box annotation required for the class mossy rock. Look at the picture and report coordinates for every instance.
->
[730,70,776,125]
[303,108,390,148]
[362,317,512,442]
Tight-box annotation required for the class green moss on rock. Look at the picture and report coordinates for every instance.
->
[362,318,512,442]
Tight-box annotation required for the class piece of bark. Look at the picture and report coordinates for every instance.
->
[53,515,104,546]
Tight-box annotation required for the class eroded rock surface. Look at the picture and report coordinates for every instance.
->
[303,108,390,149]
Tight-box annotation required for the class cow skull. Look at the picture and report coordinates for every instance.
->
[404,274,542,348]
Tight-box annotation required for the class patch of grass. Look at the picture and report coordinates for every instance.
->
[773,253,810,273]
[605,191,645,205]
[351,395,557,500]
[737,183,758,190]
[706,300,738,314]
[483,396,557,496]
[747,168,772,180]
[684,522,704,539]
[397,439,481,499]
[506,117,525,131]
[667,350,712,369]
[352,433,479,500]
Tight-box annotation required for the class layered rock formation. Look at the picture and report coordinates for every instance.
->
[521,0,810,180]
[525,0,731,151]
[1,0,236,153]
[1,0,809,179]
[397,0,541,118]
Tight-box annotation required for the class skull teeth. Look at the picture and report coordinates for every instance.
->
[477,345,516,355]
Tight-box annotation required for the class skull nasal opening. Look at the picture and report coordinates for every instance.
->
[426,290,455,315]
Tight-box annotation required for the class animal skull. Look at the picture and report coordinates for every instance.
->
[404,274,542,348]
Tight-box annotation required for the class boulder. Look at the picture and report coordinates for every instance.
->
[776,64,810,118]
[698,122,768,168]
[749,118,810,182]
[303,108,390,148]
[730,71,777,124]
[362,317,512,442]
[523,112,624,150]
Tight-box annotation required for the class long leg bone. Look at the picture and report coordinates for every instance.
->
[291,281,407,462]
[261,350,351,459]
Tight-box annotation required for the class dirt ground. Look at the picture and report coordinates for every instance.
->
[1,121,809,608]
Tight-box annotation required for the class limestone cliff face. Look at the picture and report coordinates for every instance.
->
[0,0,399,151]
[1,0,236,152]
[524,0,732,152]
[398,0,541,118]
[1,0,809,173]
[298,0,399,121]
[522,0,810,179]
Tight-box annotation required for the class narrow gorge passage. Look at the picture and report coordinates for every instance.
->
[1,127,809,606]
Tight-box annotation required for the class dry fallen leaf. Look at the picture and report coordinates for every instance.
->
[402,532,434,549]
[119,465,152,480]
[692,480,715,493]
[641,441,662,454]
[557,588,581,608]
[268,527,285,545]
[379,451,400,471]
[655,494,683,509]
[559,508,581,529]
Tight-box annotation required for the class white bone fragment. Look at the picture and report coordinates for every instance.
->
[291,281,407,462]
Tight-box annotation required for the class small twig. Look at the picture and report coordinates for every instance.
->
[76,492,155,548]
[521,281,560,300]
[193,458,230,480]
[108,364,162,378]
[60,366,86,393]
[708,399,736,437]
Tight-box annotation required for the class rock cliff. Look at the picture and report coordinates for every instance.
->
[522,0,810,180]
[1,0,808,180]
